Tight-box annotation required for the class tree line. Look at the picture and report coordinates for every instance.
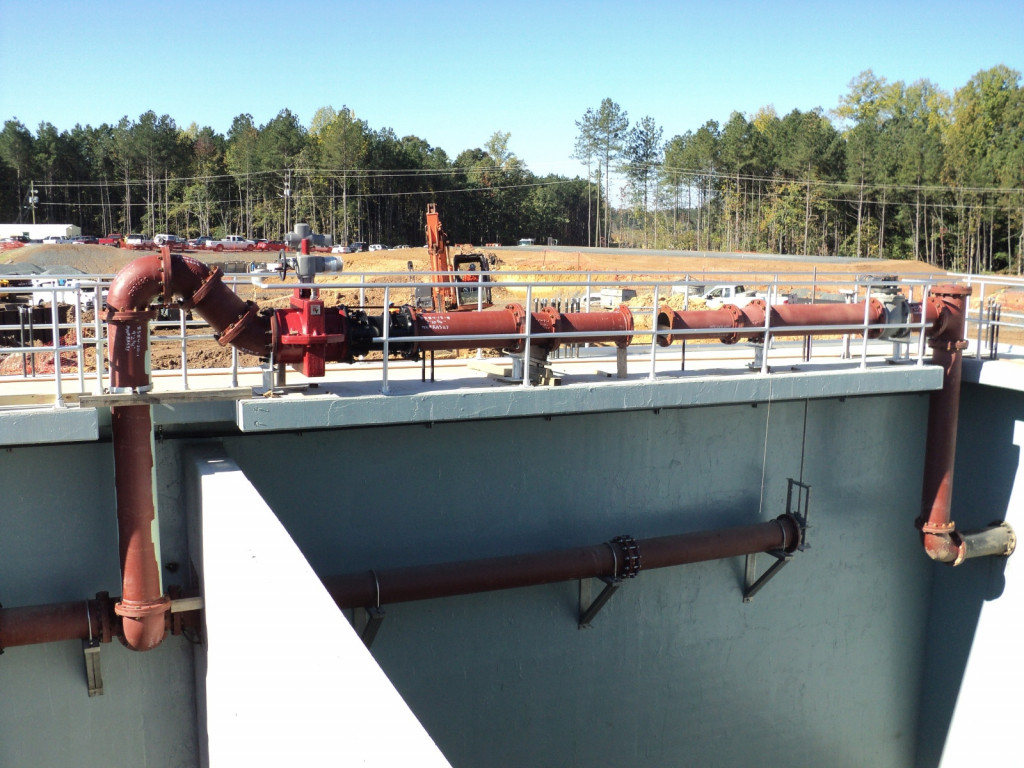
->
[1,65,1022,273]
[577,66,1023,273]
[0,108,591,249]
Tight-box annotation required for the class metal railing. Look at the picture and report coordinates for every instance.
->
[948,272,1024,359]
[2,268,1020,407]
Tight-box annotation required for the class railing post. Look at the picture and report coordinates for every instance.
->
[93,284,105,395]
[648,284,660,380]
[74,289,85,394]
[180,308,189,390]
[859,283,873,369]
[975,281,986,359]
[381,286,390,395]
[50,290,64,407]
[522,284,533,387]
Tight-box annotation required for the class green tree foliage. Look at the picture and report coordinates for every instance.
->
[622,116,663,248]
[576,99,629,246]
[1,70,1021,273]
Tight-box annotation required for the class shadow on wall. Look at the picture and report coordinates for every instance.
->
[915,384,1023,767]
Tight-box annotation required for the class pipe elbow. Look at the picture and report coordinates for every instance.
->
[107,254,166,311]
[921,522,1016,566]
[921,530,967,565]
[116,596,171,651]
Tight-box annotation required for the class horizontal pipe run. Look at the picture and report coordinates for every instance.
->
[0,594,201,650]
[0,600,105,648]
[323,515,800,609]
[656,299,888,346]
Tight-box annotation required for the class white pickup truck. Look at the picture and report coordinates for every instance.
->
[204,235,256,252]
[700,284,788,309]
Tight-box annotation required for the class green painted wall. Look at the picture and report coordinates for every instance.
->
[6,387,996,767]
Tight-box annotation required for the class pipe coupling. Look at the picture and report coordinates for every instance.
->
[610,535,643,579]
[114,594,171,619]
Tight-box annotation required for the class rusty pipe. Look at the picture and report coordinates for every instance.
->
[0,591,201,650]
[105,248,270,389]
[111,405,170,650]
[407,303,634,354]
[103,250,273,649]
[323,515,800,609]
[917,284,1015,564]
[0,598,107,648]
[656,299,887,346]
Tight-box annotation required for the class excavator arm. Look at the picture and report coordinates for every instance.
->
[424,203,491,312]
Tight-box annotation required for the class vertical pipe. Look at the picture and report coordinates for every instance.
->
[111,404,170,649]
[914,284,1015,565]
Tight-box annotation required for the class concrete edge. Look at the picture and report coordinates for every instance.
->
[236,365,944,433]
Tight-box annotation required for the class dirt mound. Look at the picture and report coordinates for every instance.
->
[2,244,146,274]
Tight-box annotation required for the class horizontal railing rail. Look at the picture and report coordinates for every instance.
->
[0,268,1020,407]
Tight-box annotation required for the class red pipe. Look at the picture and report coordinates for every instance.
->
[656,298,887,346]
[410,304,527,352]
[918,285,970,563]
[914,285,1014,564]
[102,250,273,649]
[105,249,270,389]
[0,599,106,648]
[407,303,635,354]
[557,304,634,348]
[323,516,800,609]
[0,592,200,650]
[111,405,170,650]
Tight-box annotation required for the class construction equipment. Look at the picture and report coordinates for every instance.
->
[417,203,492,312]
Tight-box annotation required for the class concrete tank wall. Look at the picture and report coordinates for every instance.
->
[0,388,956,767]
[218,392,934,767]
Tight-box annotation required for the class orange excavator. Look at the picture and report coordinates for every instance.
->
[418,203,492,312]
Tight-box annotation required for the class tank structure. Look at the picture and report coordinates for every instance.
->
[0,250,1021,767]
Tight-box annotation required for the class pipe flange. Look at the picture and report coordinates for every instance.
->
[219,301,260,347]
[1004,523,1017,556]
[185,266,224,310]
[611,535,643,578]
[866,297,887,339]
[160,248,175,305]
[927,338,969,352]
[504,303,527,353]
[720,303,745,345]
[930,284,972,300]
[920,519,956,534]
[102,308,157,324]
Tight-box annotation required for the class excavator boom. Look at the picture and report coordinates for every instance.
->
[423,203,492,312]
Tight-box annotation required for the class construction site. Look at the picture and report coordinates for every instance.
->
[0,220,1022,767]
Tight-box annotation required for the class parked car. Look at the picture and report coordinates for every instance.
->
[42,236,71,245]
[330,244,348,254]
[98,233,123,247]
[124,233,155,249]
[71,235,99,245]
[255,239,286,251]
[153,234,184,246]
[204,235,256,252]
[368,243,387,251]
[348,242,369,252]
[1,234,31,244]
[188,236,213,249]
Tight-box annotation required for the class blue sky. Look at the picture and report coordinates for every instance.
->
[1,0,1021,179]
